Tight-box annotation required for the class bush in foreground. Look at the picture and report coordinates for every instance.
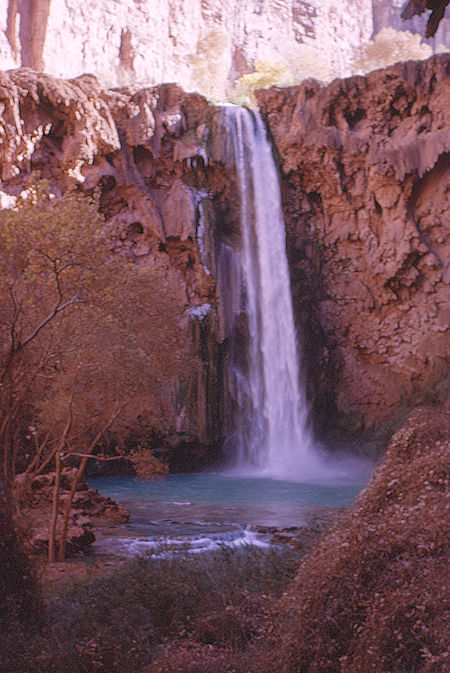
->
[270,407,449,673]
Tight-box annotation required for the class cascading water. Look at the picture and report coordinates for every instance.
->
[86,109,373,558]
[219,106,324,480]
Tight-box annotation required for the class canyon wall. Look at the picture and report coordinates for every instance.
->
[373,0,450,46]
[0,55,448,452]
[258,54,449,438]
[4,0,448,102]
[0,67,227,463]
[0,0,374,97]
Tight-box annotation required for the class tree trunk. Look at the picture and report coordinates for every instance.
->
[57,455,89,561]
[57,402,121,561]
[47,449,61,563]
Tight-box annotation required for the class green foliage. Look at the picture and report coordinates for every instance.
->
[230,59,293,107]
[230,49,333,107]
[187,29,230,103]
[354,27,432,74]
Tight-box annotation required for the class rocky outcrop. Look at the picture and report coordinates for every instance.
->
[14,469,129,556]
[0,67,225,457]
[258,54,450,437]
[269,406,450,673]
[1,57,448,449]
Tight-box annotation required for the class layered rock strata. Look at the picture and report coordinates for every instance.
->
[258,54,450,437]
[0,0,374,95]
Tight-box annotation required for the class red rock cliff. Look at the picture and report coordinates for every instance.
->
[257,54,449,438]
[1,58,448,452]
[0,68,225,462]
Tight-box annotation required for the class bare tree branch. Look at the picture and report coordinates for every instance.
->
[20,296,82,349]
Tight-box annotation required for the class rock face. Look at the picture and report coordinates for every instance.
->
[0,67,225,456]
[0,0,375,97]
[257,54,450,437]
[373,0,450,45]
[0,57,448,450]
[2,0,448,101]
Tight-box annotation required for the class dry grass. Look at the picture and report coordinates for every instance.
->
[0,545,300,673]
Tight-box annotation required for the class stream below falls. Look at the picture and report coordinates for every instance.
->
[88,110,376,558]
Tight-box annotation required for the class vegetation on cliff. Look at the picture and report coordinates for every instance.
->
[269,407,449,673]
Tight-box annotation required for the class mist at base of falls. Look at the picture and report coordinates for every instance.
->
[89,109,378,559]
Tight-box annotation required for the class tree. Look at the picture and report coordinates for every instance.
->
[0,181,193,560]
[230,51,333,108]
[187,29,230,102]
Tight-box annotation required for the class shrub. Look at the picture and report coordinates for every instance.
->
[271,407,449,673]
[230,59,293,107]
[354,27,432,74]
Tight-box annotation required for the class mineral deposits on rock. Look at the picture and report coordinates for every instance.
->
[257,54,450,434]
[0,67,223,453]
[0,55,448,445]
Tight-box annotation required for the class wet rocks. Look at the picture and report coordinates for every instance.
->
[15,469,129,557]
[256,507,341,551]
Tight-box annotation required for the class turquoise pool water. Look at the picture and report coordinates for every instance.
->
[89,466,372,556]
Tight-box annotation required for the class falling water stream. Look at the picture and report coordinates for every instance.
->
[221,106,319,478]
[90,108,373,557]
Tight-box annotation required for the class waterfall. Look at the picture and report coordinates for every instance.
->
[219,106,323,480]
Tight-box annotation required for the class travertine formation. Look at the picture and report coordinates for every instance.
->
[258,54,449,435]
[0,67,223,456]
[0,56,448,448]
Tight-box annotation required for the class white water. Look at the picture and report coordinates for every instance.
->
[222,107,329,480]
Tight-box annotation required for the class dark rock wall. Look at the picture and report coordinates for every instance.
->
[257,55,450,439]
